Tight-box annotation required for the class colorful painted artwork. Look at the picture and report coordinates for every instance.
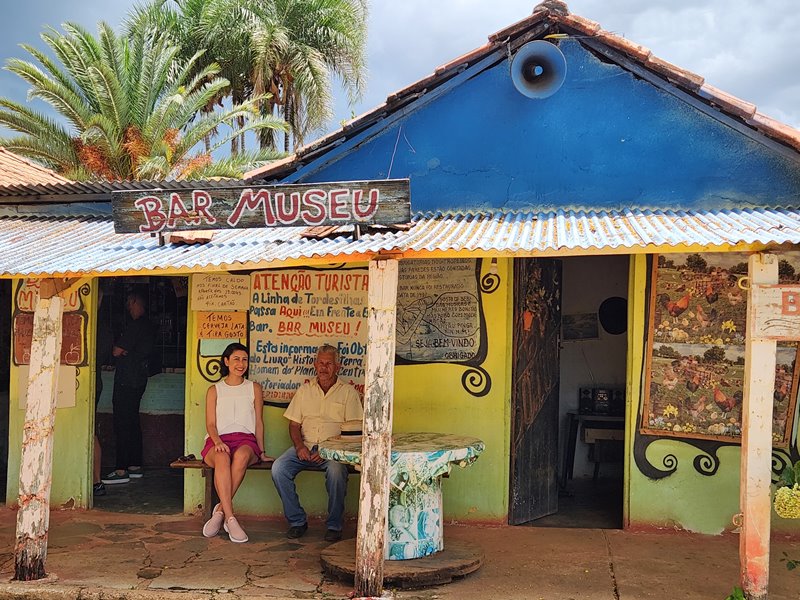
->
[642,253,800,445]
[319,432,484,560]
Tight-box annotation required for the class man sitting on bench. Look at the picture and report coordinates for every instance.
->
[271,343,363,542]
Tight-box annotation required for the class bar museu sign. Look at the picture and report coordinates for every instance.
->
[111,179,411,234]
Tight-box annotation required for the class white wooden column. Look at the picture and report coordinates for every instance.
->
[14,293,64,581]
[354,258,399,598]
[740,253,777,600]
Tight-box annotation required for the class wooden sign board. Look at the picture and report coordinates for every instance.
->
[750,284,800,340]
[112,179,411,234]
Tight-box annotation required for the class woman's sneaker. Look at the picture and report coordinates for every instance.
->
[224,516,248,543]
[93,482,107,496]
[202,504,225,538]
[101,470,130,484]
[128,466,144,479]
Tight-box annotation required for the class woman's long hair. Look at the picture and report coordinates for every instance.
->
[220,342,249,377]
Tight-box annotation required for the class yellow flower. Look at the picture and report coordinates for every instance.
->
[663,404,679,418]
[722,320,736,333]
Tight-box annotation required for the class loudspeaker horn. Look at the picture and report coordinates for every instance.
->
[511,40,567,99]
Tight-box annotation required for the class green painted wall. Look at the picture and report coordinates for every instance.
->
[183,259,512,522]
[6,278,95,508]
[626,254,800,535]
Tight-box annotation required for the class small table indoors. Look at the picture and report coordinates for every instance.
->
[320,432,484,560]
[560,411,624,487]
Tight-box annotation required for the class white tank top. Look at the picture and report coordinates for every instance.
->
[213,379,256,436]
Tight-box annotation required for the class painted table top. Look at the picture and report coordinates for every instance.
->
[319,432,485,490]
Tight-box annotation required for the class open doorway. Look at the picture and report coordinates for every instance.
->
[94,276,187,514]
[511,255,629,528]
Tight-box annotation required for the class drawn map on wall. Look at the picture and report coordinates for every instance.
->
[249,267,369,406]
[396,259,484,363]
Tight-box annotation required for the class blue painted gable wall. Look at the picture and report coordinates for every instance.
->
[285,40,800,213]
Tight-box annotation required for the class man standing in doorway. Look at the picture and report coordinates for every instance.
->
[102,292,155,484]
[271,344,363,542]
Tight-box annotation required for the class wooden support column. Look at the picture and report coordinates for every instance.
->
[354,258,399,598]
[740,253,777,600]
[14,291,64,581]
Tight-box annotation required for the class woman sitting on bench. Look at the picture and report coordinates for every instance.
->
[200,342,272,543]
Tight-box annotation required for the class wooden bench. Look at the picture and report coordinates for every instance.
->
[170,456,359,520]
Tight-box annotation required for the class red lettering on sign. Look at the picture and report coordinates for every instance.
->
[353,189,379,220]
[134,196,167,232]
[329,189,350,220]
[228,189,276,227]
[192,190,217,225]
[300,189,326,225]
[167,192,193,228]
[275,192,301,224]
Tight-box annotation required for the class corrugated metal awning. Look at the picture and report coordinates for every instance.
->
[1,207,799,278]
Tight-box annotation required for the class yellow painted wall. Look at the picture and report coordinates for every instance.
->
[183,259,512,522]
[6,278,96,508]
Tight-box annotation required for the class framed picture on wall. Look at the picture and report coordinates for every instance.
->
[641,252,800,446]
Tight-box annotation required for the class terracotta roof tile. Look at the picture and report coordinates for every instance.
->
[558,14,602,36]
[644,55,705,91]
[698,83,757,120]
[746,113,800,152]
[593,31,652,62]
[0,148,71,186]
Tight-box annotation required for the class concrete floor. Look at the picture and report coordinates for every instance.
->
[0,508,798,599]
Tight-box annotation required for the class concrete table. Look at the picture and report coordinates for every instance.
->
[319,432,484,560]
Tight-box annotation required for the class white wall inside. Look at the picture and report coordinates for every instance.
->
[559,255,628,480]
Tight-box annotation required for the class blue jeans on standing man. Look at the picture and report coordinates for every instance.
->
[271,446,349,531]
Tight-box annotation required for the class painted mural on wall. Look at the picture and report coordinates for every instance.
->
[12,279,90,367]
[249,267,369,407]
[396,258,493,396]
[642,252,800,445]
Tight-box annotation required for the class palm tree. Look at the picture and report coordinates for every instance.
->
[127,0,368,152]
[0,21,287,180]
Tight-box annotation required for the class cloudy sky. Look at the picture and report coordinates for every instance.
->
[1,0,798,145]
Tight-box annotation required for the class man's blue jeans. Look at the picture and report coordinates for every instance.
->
[271,446,350,531]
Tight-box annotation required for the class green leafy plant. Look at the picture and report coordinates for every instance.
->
[774,460,800,519]
[725,587,745,600]
[725,586,745,600]
[781,551,800,572]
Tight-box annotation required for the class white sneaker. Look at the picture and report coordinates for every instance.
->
[202,504,224,538]
[223,516,248,543]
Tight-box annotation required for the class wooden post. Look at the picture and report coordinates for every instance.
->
[740,253,777,600]
[14,291,64,581]
[354,258,399,598]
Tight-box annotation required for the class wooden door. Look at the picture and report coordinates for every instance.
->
[509,258,562,524]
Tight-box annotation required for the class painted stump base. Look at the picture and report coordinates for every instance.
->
[320,539,483,589]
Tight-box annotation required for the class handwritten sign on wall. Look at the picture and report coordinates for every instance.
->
[191,273,250,311]
[197,311,247,339]
[396,259,483,363]
[249,267,369,406]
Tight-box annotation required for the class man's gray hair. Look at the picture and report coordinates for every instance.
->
[317,343,339,362]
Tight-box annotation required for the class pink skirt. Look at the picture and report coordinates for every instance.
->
[201,432,261,462]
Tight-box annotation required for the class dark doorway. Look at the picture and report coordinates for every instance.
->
[94,276,187,514]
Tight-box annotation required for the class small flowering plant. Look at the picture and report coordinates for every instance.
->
[774,460,800,519]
